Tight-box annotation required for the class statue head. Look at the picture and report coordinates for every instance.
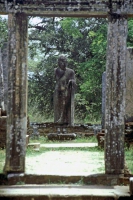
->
[58,55,67,70]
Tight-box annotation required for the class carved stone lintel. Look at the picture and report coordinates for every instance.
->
[0,1,133,17]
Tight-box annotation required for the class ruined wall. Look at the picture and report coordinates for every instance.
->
[125,48,133,122]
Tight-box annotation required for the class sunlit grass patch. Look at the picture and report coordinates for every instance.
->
[29,135,97,144]
[125,146,133,174]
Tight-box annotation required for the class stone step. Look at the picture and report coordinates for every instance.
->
[27,142,98,151]
[0,184,130,200]
[6,173,130,186]
[40,142,98,148]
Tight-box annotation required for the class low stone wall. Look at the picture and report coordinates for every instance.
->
[27,122,95,137]
[0,120,96,148]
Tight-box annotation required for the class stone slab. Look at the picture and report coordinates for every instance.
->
[0,184,130,199]
[28,143,40,151]
[47,133,76,140]
[40,143,97,148]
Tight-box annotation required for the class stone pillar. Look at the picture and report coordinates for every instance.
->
[101,72,106,129]
[4,13,28,173]
[125,48,133,122]
[105,15,127,174]
[0,48,5,112]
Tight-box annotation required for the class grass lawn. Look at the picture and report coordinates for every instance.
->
[0,136,132,175]
[29,135,97,144]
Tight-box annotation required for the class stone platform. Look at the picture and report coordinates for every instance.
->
[0,184,131,200]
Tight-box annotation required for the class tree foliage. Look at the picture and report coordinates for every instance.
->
[1,16,133,122]
[28,17,108,121]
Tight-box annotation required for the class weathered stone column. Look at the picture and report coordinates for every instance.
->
[101,71,106,129]
[4,13,28,173]
[0,48,5,112]
[125,48,133,122]
[105,15,127,174]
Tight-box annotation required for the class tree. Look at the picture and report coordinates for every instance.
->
[28,17,107,122]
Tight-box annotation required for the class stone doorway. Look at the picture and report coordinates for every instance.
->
[0,1,131,176]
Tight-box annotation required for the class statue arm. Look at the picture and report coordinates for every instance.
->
[68,70,76,89]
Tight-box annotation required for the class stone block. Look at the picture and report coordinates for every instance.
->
[47,133,76,140]
[26,135,29,147]
[96,132,105,148]
[130,177,133,195]
[28,143,40,151]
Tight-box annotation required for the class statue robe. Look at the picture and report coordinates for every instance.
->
[54,67,76,126]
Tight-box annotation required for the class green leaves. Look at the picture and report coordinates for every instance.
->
[28,17,108,122]
[60,18,83,39]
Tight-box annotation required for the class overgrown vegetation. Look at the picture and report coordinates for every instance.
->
[0,16,133,176]
[1,16,133,122]
[28,17,107,122]
[28,17,133,122]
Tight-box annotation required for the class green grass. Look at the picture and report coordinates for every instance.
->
[125,146,133,174]
[26,146,103,156]
[29,135,97,144]
[0,140,133,175]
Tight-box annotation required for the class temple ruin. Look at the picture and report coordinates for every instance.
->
[0,0,133,180]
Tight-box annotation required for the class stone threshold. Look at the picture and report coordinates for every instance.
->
[0,184,130,199]
[7,173,130,186]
